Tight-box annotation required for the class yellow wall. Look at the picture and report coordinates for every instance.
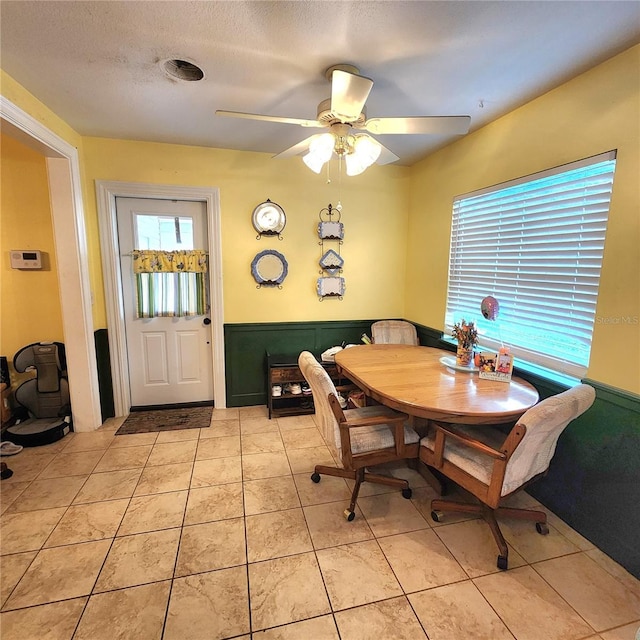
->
[0,70,105,329]
[3,44,638,394]
[81,138,410,326]
[1,71,82,147]
[0,133,64,375]
[406,45,640,394]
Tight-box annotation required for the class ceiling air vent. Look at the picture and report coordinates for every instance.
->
[162,59,204,82]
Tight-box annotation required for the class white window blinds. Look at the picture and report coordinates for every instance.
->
[445,150,616,378]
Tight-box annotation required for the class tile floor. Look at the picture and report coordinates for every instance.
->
[1,405,639,640]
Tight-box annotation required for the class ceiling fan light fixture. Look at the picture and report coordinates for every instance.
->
[303,133,335,173]
[303,150,327,174]
[345,135,381,175]
[353,135,382,165]
[345,152,366,176]
[300,125,384,176]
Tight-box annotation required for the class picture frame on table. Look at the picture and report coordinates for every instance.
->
[478,351,513,382]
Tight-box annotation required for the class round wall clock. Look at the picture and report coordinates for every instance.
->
[252,199,286,239]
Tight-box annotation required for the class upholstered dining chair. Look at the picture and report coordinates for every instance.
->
[371,320,419,345]
[419,383,596,570]
[298,351,421,521]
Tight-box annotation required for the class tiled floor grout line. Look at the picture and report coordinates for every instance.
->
[239,413,255,638]
[2,464,608,640]
[278,414,342,636]
[2,440,123,616]
[157,427,202,640]
[527,552,604,636]
[298,416,425,636]
[71,435,145,637]
[3,411,640,639]
[366,475,605,640]
[2,452,79,606]
[370,529,433,639]
[297,462,338,637]
[470,581,520,640]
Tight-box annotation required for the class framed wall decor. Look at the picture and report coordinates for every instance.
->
[319,248,344,275]
[318,220,344,240]
[317,203,345,300]
[251,249,288,288]
[252,199,286,240]
[317,276,345,300]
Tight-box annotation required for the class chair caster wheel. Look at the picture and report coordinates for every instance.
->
[535,522,549,535]
[344,509,355,521]
[311,472,321,483]
[497,555,508,571]
[402,488,412,499]
[431,510,443,523]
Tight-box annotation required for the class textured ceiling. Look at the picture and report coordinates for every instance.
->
[1,1,639,165]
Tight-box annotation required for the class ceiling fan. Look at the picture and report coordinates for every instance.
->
[216,64,471,175]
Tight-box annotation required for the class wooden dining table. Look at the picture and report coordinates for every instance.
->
[334,344,539,425]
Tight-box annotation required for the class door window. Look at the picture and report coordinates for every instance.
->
[133,214,207,317]
[136,214,194,250]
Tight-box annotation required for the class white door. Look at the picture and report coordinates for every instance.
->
[116,197,213,408]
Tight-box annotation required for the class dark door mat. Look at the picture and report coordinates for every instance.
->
[115,406,213,435]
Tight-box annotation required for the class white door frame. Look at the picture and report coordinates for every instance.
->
[0,96,102,431]
[96,181,226,416]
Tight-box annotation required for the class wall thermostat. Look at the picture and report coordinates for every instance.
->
[10,250,42,270]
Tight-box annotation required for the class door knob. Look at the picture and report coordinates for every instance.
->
[203,318,211,326]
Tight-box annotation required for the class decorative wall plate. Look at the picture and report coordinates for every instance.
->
[318,221,344,240]
[317,276,345,300]
[319,249,344,275]
[252,200,286,238]
[251,250,288,287]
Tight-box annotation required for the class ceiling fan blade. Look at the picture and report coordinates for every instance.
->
[215,110,323,128]
[272,134,321,159]
[330,70,373,122]
[364,116,471,136]
[375,140,400,165]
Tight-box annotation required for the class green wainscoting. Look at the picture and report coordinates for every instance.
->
[416,324,447,349]
[527,379,640,580]
[223,320,640,579]
[224,320,376,407]
[94,329,115,423]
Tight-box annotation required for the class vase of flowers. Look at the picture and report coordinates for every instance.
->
[452,320,478,367]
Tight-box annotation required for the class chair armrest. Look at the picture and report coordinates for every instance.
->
[339,405,411,459]
[431,422,506,460]
[341,414,406,428]
[329,394,413,463]
[342,406,408,429]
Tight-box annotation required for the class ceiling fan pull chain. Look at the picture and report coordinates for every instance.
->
[337,155,343,211]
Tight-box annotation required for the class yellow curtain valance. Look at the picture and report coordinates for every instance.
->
[132,249,208,274]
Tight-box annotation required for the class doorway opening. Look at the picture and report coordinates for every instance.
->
[1,96,102,431]
[97,181,225,417]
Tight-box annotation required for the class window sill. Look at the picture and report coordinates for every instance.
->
[438,337,580,389]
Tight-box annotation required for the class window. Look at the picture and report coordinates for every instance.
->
[133,214,207,318]
[135,214,194,250]
[445,150,616,378]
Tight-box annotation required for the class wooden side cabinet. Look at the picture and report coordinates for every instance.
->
[266,352,348,419]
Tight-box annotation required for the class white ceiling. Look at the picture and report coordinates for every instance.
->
[2,1,639,166]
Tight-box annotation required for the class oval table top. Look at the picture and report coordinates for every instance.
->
[334,344,539,424]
